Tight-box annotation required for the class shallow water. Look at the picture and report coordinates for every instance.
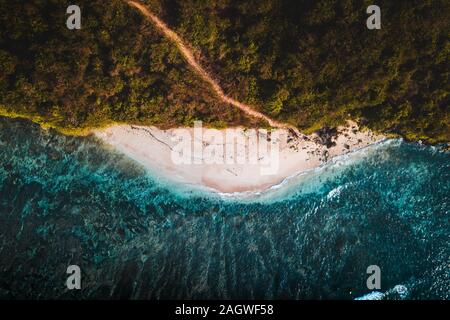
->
[0,117,448,299]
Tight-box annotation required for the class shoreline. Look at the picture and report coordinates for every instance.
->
[94,120,385,194]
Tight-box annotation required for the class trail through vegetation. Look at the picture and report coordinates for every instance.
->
[0,0,447,142]
[127,0,299,133]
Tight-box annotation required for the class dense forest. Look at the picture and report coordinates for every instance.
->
[0,0,263,134]
[0,0,449,142]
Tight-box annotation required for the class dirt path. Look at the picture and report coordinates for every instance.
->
[126,0,299,134]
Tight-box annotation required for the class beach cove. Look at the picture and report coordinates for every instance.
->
[95,121,385,194]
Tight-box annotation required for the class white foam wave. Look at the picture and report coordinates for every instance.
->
[218,138,401,202]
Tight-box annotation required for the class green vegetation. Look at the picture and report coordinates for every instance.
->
[0,0,262,135]
[0,0,449,142]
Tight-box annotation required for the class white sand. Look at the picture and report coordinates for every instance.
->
[94,121,384,193]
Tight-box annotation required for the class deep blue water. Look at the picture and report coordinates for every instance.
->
[0,117,448,299]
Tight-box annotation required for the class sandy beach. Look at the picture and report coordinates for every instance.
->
[94,121,385,193]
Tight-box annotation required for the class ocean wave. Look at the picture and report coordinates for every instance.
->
[355,285,409,300]
[1,118,448,299]
[218,138,402,203]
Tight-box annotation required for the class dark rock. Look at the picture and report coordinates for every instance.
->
[315,126,338,148]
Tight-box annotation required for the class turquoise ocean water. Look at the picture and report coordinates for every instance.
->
[0,117,448,299]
